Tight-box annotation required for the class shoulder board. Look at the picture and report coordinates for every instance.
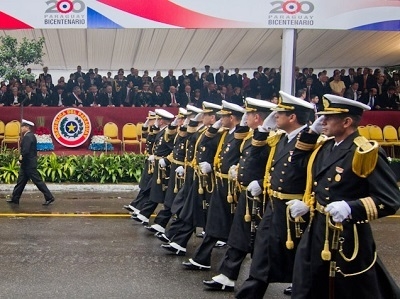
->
[267,129,285,147]
[352,136,379,178]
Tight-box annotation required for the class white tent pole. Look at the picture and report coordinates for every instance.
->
[280,29,297,95]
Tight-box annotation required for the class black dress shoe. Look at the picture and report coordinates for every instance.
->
[161,244,185,256]
[42,198,55,206]
[6,199,19,205]
[144,225,157,233]
[155,233,170,243]
[123,205,134,212]
[182,261,209,271]
[131,216,143,223]
[283,285,292,295]
[203,280,234,292]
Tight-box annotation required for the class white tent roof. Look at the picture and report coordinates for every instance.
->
[1,28,399,73]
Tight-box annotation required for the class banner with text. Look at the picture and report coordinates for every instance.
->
[1,0,399,30]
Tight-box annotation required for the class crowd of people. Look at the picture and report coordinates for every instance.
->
[1,65,399,112]
[122,94,400,298]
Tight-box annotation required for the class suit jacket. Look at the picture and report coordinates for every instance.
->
[6,94,24,106]
[163,76,178,93]
[229,94,244,106]
[22,93,39,106]
[313,81,332,111]
[356,74,375,92]
[343,74,356,88]
[50,92,68,107]
[37,92,51,106]
[180,92,192,108]
[230,74,243,88]
[120,87,134,107]
[67,93,86,107]
[200,88,219,104]
[100,92,119,107]
[164,92,180,107]
[86,92,101,107]
[376,93,399,110]
[20,131,38,169]
[150,92,165,107]
[344,87,360,101]
[249,78,261,98]
[134,91,152,107]
[215,72,229,87]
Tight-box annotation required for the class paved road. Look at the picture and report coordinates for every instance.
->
[0,191,398,298]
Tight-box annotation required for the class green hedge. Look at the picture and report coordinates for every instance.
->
[0,148,145,184]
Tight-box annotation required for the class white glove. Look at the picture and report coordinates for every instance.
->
[171,117,179,126]
[154,118,159,128]
[199,161,212,174]
[228,165,237,180]
[159,158,166,168]
[144,118,150,127]
[286,199,310,218]
[240,112,248,126]
[212,119,222,129]
[247,180,262,197]
[148,155,155,162]
[325,201,351,223]
[175,166,185,176]
[183,117,190,126]
[310,116,324,134]
[259,111,277,132]
[193,113,203,122]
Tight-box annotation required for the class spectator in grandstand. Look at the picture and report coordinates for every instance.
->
[216,66,229,88]
[149,85,165,107]
[119,81,134,107]
[376,86,399,110]
[135,83,153,107]
[142,70,152,87]
[230,68,242,89]
[249,71,261,99]
[74,65,85,80]
[202,65,214,83]
[164,85,179,107]
[229,87,244,106]
[37,85,51,106]
[329,73,346,97]
[50,85,67,107]
[344,82,361,101]
[163,69,178,93]
[67,86,86,107]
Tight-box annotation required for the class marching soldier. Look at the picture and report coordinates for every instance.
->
[124,111,158,214]
[160,101,221,255]
[132,109,176,225]
[203,98,276,291]
[289,94,400,298]
[143,108,192,234]
[182,100,247,270]
[236,91,316,298]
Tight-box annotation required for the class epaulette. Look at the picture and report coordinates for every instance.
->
[267,129,285,147]
[352,136,379,178]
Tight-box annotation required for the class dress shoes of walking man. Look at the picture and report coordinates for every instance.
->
[283,285,292,295]
[160,244,186,256]
[203,280,234,292]
[155,233,170,243]
[6,199,19,205]
[203,274,235,291]
[182,259,210,271]
[42,198,55,206]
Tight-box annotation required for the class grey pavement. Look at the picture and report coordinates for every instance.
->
[0,187,399,299]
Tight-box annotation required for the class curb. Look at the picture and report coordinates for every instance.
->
[0,184,140,193]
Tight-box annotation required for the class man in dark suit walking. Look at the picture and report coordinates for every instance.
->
[7,120,55,206]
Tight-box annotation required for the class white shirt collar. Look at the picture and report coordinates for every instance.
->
[287,124,307,143]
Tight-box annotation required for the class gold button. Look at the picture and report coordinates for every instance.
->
[278,187,282,191]
[327,178,332,182]
[284,163,287,167]
[271,167,275,171]
[314,182,318,186]
[281,171,285,174]
[240,174,243,177]
[325,187,329,191]
[326,197,330,200]
[243,158,246,161]
[279,179,283,182]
